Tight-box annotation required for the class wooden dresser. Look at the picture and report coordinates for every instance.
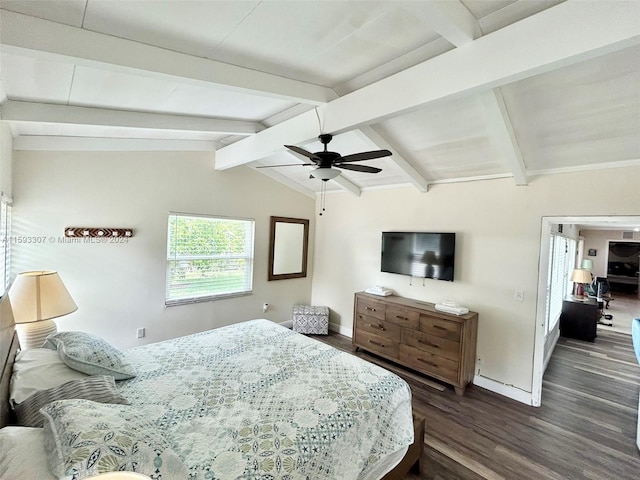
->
[352,292,478,395]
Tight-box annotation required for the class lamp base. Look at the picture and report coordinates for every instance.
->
[15,320,57,349]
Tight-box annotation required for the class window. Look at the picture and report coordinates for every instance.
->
[0,193,11,296]
[165,213,254,305]
[545,234,576,334]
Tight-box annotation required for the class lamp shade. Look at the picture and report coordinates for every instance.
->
[8,271,77,324]
[580,259,594,271]
[312,167,340,180]
[570,268,592,284]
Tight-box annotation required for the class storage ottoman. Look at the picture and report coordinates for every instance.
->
[292,305,329,335]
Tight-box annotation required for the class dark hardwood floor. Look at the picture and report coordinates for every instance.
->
[315,328,640,479]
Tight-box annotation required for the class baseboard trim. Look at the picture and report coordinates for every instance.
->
[329,322,352,337]
[473,375,535,406]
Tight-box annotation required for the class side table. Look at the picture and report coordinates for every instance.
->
[559,297,599,342]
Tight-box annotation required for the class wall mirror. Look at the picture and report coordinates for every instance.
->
[268,216,309,281]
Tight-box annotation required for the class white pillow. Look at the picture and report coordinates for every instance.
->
[0,426,56,480]
[10,348,88,405]
[43,331,137,380]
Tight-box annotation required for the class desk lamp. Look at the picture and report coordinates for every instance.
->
[9,271,77,349]
[570,268,592,301]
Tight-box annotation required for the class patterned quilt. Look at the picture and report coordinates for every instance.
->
[120,319,414,480]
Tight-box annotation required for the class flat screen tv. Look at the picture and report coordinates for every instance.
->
[381,232,456,281]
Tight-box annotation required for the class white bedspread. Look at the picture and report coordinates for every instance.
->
[119,319,414,479]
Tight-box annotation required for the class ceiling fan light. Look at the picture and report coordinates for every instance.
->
[312,168,340,180]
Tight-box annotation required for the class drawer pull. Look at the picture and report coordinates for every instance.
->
[368,323,385,331]
[369,339,385,348]
[365,307,377,312]
[418,339,438,348]
[396,315,409,321]
[433,325,448,331]
[417,357,437,367]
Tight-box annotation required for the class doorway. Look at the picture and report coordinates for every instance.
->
[532,215,640,406]
[606,241,640,294]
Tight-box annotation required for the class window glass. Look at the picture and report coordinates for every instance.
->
[165,213,254,305]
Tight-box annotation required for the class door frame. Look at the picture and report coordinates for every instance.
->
[532,215,640,406]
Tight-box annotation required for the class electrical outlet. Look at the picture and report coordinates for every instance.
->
[136,327,145,338]
[514,289,524,302]
[262,303,269,313]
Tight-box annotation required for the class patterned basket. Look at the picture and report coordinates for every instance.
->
[292,305,329,335]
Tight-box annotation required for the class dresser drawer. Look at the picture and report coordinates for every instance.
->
[356,297,386,321]
[419,315,461,341]
[401,328,460,362]
[399,344,459,383]
[385,306,420,329]
[355,329,399,359]
[355,314,401,343]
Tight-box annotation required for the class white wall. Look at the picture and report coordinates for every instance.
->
[0,123,12,197]
[12,150,315,348]
[310,166,640,397]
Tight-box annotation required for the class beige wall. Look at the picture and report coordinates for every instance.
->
[310,166,640,395]
[10,146,640,399]
[582,229,640,278]
[12,150,315,348]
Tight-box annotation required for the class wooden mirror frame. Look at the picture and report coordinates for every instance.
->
[268,216,309,281]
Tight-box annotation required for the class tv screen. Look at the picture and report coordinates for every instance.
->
[381,232,455,281]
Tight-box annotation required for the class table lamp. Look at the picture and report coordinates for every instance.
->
[8,271,77,349]
[570,268,592,301]
[581,259,594,271]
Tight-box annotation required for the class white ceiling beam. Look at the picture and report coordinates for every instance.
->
[2,100,262,136]
[480,89,528,186]
[414,0,481,46]
[250,164,316,199]
[0,10,337,105]
[330,175,361,197]
[12,135,217,152]
[216,1,640,169]
[353,126,430,193]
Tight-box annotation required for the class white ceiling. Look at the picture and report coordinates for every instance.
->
[0,0,639,198]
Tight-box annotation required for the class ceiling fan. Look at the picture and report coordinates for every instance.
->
[257,133,392,181]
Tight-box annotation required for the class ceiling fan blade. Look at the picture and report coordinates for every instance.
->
[285,145,321,163]
[256,163,313,168]
[336,164,382,174]
[336,149,392,163]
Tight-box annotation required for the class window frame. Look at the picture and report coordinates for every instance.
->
[165,212,255,306]
[0,192,12,296]
[545,233,576,335]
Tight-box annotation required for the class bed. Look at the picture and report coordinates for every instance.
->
[0,293,423,479]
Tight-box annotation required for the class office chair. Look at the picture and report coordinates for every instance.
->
[591,277,613,325]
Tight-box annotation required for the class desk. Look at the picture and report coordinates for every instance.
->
[559,297,599,342]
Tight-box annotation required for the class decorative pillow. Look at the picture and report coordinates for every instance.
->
[10,348,89,406]
[40,399,188,479]
[43,331,136,380]
[0,426,57,480]
[15,375,129,428]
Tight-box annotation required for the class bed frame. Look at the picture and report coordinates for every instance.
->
[382,414,424,479]
[0,294,423,476]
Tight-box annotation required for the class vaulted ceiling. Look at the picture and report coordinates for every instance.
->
[1,0,639,198]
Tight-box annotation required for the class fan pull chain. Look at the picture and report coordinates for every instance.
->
[319,181,327,216]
